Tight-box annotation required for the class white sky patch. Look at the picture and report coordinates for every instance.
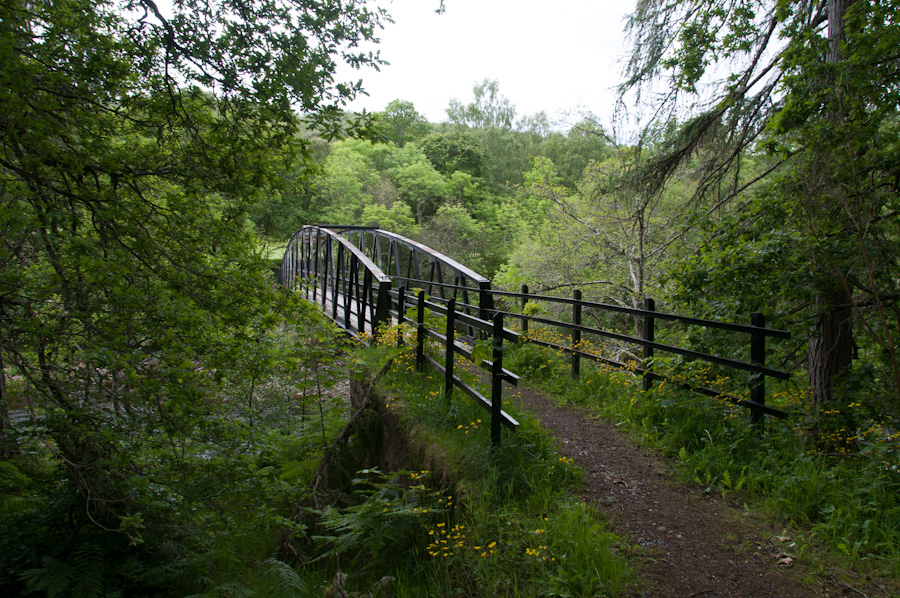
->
[339,0,636,127]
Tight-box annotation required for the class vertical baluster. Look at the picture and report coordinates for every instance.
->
[520,284,529,333]
[491,312,504,447]
[321,240,330,308]
[313,229,320,305]
[397,286,406,347]
[416,290,425,373]
[332,244,341,321]
[360,268,371,335]
[375,280,391,341]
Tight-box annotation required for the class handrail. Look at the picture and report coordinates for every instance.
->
[279,225,391,337]
[331,226,495,322]
[281,225,794,429]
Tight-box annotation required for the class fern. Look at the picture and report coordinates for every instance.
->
[20,543,124,598]
[71,543,110,598]
[315,472,444,570]
[259,558,305,598]
[20,556,74,598]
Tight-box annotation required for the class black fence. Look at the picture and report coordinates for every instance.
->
[281,226,794,445]
[383,278,791,425]
[390,286,520,447]
[495,284,791,423]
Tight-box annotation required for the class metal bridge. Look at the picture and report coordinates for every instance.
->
[277,225,494,338]
[278,225,791,431]
[278,225,521,444]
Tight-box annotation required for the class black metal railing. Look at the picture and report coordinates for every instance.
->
[390,286,520,446]
[329,226,495,325]
[279,226,391,337]
[281,226,794,436]
[492,285,791,424]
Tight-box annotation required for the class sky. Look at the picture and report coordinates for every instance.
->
[338,0,637,130]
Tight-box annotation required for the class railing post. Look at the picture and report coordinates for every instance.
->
[304,232,312,300]
[478,280,493,332]
[750,312,766,429]
[312,229,320,304]
[520,284,529,333]
[416,290,425,373]
[344,256,355,329]
[445,298,456,401]
[332,244,341,321]
[642,298,655,392]
[397,286,406,347]
[572,289,582,378]
[300,233,306,297]
[322,237,326,308]
[374,280,391,342]
[359,268,371,334]
[491,312,504,447]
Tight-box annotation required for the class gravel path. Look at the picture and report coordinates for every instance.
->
[510,384,833,598]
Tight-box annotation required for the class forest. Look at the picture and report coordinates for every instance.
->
[1,0,898,596]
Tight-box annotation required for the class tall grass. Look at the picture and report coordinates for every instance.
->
[302,330,631,597]
[505,339,900,580]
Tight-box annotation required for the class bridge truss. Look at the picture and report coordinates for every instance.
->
[278,225,494,337]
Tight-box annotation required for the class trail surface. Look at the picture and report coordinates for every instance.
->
[510,384,875,598]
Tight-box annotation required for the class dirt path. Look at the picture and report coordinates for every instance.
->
[511,384,822,598]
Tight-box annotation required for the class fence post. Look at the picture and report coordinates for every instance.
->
[572,289,582,378]
[750,312,766,429]
[520,284,529,333]
[491,312,504,447]
[416,290,425,373]
[397,286,406,347]
[445,298,456,401]
[642,298,655,392]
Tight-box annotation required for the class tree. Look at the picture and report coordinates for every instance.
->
[389,159,450,224]
[419,204,493,274]
[0,0,386,558]
[359,201,419,236]
[419,130,487,178]
[537,118,615,188]
[620,0,900,409]
[375,99,432,147]
[447,78,517,130]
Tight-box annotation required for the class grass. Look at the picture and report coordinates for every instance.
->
[300,326,631,597]
[503,335,900,588]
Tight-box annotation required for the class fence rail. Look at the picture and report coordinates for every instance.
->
[280,226,794,440]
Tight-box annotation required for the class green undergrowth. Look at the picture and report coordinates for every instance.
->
[504,341,900,585]
[304,331,631,597]
[0,308,354,598]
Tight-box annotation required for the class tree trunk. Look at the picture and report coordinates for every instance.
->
[827,0,857,64]
[809,286,854,404]
[0,351,13,457]
[807,0,858,405]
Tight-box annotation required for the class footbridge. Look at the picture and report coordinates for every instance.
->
[278,225,519,444]
[277,225,495,338]
[278,225,791,437]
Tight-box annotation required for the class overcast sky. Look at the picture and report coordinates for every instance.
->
[339,0,637,129]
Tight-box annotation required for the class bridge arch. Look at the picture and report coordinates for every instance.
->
[279,225,494,335]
